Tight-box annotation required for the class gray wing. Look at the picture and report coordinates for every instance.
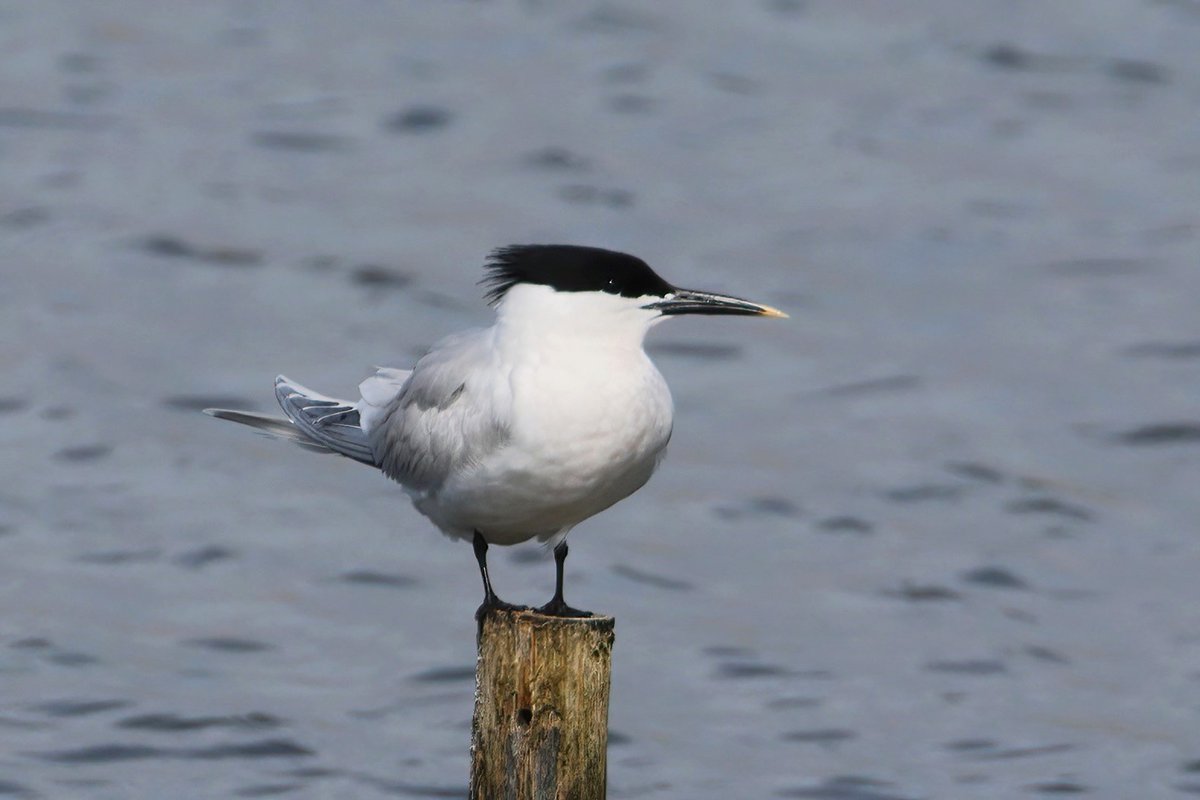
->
[362,328,512,493]
[204,378,375,464]
[274,376,375,464]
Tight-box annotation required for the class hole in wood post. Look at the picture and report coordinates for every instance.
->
[517,707,532,726]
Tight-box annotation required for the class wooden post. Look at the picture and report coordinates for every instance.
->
[470,609,615,800]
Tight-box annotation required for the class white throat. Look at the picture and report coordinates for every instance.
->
[494,283,665,351]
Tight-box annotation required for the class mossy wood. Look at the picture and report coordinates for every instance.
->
[470,609,615,800]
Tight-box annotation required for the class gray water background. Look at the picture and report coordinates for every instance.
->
[2,1,1200,797]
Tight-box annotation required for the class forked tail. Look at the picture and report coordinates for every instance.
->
[203,375,376,465]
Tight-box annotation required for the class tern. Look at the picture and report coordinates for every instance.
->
[206,245,785,617]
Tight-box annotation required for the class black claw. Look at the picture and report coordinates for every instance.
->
[535,597,593,618]
[473,531,529,621]
[535,540,592,617]
[475,595,531,622]
[473,532,593,620]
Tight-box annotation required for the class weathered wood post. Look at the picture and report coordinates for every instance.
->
[470,609,615,799]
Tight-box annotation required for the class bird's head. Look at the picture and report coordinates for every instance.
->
[482,245,786,338]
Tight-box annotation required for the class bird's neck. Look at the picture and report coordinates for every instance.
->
[494,290,656,354]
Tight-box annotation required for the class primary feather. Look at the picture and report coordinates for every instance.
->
[273,376,375,465]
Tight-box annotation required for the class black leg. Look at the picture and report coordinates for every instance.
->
[474,531,527,620]
[536,541,592,618]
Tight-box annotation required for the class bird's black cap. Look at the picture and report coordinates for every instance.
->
[482,245,674,305]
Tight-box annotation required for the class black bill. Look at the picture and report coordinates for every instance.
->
[643,288,788,318]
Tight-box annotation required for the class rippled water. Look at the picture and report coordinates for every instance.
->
[3,2,1200,798]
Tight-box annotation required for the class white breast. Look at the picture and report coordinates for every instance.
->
[424,344,673,544]
[409,288,672,544]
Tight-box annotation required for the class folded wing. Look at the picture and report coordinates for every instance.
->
[364,328,512,494]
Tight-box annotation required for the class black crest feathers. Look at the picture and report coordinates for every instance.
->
[481,245,673,305]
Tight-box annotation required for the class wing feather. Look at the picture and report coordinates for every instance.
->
[365,328,511,493]
[274,377,376,464]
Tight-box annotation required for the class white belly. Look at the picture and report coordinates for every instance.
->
[416,352,674,545]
